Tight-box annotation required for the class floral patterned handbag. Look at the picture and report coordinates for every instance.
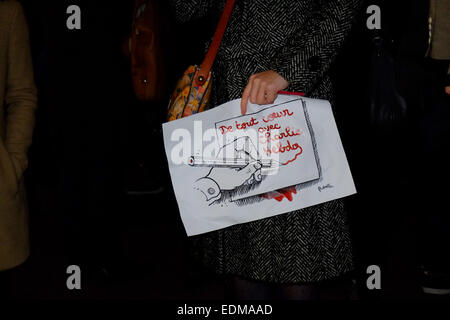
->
[167,0,235,121]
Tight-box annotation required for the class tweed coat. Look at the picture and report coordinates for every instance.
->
[170,0,360,283]
[0,0,37,271]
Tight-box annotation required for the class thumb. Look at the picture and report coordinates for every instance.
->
[241,82,252,115]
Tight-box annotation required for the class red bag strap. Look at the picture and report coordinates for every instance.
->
[195,0,236,86]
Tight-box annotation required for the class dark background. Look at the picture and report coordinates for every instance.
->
[7,0,448,299]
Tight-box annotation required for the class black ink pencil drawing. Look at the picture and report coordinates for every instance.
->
[191,98,323,206]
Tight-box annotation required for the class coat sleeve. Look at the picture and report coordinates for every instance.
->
[270,0,362,95]
[168,0,216,23]
[4,2,37,179]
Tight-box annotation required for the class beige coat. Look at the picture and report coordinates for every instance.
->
[429,0,450,74]
[0,0,37,271]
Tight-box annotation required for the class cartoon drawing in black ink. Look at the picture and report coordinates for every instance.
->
[191,136,278,205]
[191,98,323,206]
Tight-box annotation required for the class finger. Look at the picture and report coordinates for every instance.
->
[266,87,277,104]
[250,78,261,105]
[237,161,261,186]
[241,161,260,174]
[241,81,252,115]
[254,168,262,182]
[253,161,262,171]
[256,82,267,104]
[248,162,262,184]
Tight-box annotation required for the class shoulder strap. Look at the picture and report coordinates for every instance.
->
[195,0,236,86]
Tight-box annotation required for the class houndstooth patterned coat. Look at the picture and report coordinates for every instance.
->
[170,0,361,283]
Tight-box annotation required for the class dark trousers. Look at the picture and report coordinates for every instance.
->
[414,59,450,271]
[0,270,12,299]
[0,262,28,299]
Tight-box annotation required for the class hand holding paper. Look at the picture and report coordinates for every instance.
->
[240,71,289,115]
[162,94,356,236]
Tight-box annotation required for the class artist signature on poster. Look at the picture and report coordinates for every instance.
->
[318,184,334,192]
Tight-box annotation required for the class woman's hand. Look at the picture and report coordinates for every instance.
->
[240,71,289,115]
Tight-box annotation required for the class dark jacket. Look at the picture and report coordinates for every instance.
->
[170,0,361,283]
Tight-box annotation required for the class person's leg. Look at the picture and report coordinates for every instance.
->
[0,269,13,299]
[416,59,450,294]
[275,283,320,300]
[231,276,275,300]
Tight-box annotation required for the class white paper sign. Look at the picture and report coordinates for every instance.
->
[162,94,356,236]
